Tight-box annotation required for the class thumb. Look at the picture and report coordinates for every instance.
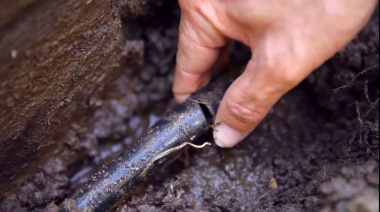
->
[213,58,305,148]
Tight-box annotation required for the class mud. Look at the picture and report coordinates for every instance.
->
[0,1,379,212]
[0,0,128,190]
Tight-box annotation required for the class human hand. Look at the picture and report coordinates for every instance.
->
[172,0,377,147]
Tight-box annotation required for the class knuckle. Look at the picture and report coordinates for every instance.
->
[256,36,307,90]
[226,96,264,126]
[279,69,301,88]
[264,52,301,89]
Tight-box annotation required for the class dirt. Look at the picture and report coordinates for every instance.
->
[0,1,378,212]
[0,0,128,190]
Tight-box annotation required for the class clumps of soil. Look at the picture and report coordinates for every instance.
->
[0,158,70,211]
[1,1,178,211]
[320,161,379,212]
[117,179,187,212]
[305,6,379,162]
[0,1,378,212]
[17,159,69,208]
[114,3,379,212]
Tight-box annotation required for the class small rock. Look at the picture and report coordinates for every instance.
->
[269,178,278,189]
[346,193,380,212]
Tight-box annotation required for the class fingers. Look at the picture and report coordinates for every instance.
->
[173,11,227,103]
[213,56,305,148]
[210,42,231,77]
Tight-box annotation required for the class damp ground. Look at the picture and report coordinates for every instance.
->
[0,1,378,212]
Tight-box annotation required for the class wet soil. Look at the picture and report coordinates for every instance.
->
[0,0,127,188]
[0,1,379,211]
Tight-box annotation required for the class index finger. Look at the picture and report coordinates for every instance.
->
[173,13,226,103]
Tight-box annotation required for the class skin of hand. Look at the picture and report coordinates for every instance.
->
[172,0,378,147]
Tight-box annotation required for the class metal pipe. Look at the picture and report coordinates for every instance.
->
[59,73,235,211]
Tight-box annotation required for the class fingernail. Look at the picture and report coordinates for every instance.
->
[175,94,190,104]
[213,123,247,148]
